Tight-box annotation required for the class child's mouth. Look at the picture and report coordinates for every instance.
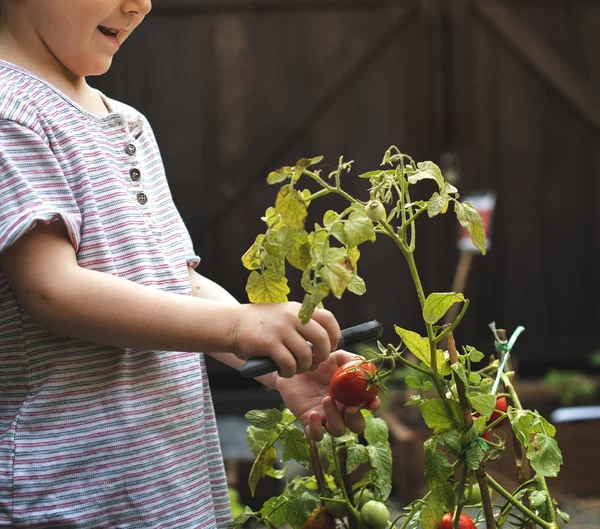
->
[98,26,119,38]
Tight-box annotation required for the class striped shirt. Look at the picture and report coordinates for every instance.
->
[0,61,232,528]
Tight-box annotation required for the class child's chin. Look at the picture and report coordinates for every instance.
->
[84,59,114,78]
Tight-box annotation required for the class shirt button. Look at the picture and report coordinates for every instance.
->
[125,143,137,155]
[137,192,148,205]
[130,168,141,181]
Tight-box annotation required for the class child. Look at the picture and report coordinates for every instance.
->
[0,1,379,527]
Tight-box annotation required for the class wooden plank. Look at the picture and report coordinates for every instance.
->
[151,0,411,15]
[192,3,421,246]
[473,1,600,133]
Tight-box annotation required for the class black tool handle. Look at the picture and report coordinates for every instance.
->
[239,320,383,378]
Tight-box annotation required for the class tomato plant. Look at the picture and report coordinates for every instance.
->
[329,359,379,406]
[235,148,568,529]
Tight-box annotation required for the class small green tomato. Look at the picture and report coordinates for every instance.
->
[360,500,390,529]
[365,200,386,222]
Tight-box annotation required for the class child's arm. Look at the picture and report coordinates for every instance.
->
[0,221,339,378]
[187,266,279,388]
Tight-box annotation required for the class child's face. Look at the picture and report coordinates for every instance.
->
[13,0,152,78]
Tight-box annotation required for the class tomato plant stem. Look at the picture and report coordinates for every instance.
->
[435,300,470,345]
[332,442,363,529]
[485,473,558,529]
[447,332,496,529]
[501,373,558,526]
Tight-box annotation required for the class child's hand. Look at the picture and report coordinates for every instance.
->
[274,351,381,441]
[232,302,340,378]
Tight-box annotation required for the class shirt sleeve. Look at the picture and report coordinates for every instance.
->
[0,119,82,255]
[176,209,200,269]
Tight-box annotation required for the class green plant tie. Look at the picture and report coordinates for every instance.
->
[488,323,526,395]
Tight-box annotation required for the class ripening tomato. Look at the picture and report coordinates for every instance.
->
[489,396,508,427]
[438,512,477,529]
[302,506,336,529]
[329,359,379,406]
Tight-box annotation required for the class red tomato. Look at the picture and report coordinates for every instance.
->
[329,359,379,406]
[438,512,477,529]
[489,397,508,428]
[302,506,336,529]
[482,430,491,442]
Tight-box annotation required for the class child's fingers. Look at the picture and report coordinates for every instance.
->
[299,318,333,370]
[322,396,346,437]
[311,307,342,351]
[282,332,314,374]
[305,411,325,442]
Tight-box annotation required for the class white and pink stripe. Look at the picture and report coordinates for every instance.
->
[0,61,231,528]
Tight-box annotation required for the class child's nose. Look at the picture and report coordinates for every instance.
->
[123,0,152,17]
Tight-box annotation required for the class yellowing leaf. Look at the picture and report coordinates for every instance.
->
[248,443,278,496]
[267,166,293,184]
[395,327,430,366]
[319,248,353,299]
[275,184,307,231]
[423,292,465,324]
[246,270,290,303]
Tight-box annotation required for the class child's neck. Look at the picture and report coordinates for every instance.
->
[0,45,111,117]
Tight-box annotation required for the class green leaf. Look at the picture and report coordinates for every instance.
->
[558,509,571,523]
[470,393,497,419]
[343,209,377,248]
[247,426,279,457]
[246,270,290,303]
[248,442,278,496]
[245,409,283,429]
[451,363,468,385]
[419,399,462,434]
[464,345,485,363]
[395,327,430,366]
[420,493,445,529]
[424,440,454,489]
[367,442,393,501]
[299,282,330,325]
[439,430,462,456]
[319,247,353,299]
[509,408,556,446]
[232,506,256,526]
[530,490,549,509]
[259,496,289,528]
[465,443,485,470]
[347,443,370,473]
[406,376,422,389]
[427,193,448,218]
[286,488,320,529]
[359,170,384,179]
[347,274,366,296]
[364,414,389,445]
[431,482,455,512]
[443,181,458,195]
[408,161,444,191]
[267,166,293,184]
[423,292,465,325]
[280,427,310,467]
[527,434,563,477]
[455,201,487,255]
[276,184,308,231]
[267,466,288,479]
